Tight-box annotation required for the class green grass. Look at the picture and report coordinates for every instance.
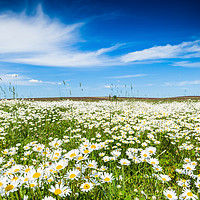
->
[0,99,199,200]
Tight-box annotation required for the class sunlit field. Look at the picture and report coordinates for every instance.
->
[0,99,199,200]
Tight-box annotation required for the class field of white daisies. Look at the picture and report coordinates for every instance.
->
[0,99,199,200]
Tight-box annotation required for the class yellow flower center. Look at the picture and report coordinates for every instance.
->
[70,153,76,157]
[14,169,19,172]
[12,177,18,181]
[54,143,59,146]
[33,172,41,179]
[143,154,147,157]
[54,189,62,195]
[104,177,111,182]
[123,162,127,165]
[48,179,53,182]
[91,145,96,149]
[78,156,83,160]
[25,168,30,173]
[5,184,14,191]
[162,178,166,181]
[83,184,90,190]
[167,194,172,198]
[55,153,60,156]
[187,192,193,196]
[88,164,93,167]
[69,174,76,179]
[186,167,191,170]
[24,178,28,182]
[84,150,89,153]
[56,165,63,170]
[0,182,3,186]
[30,184,35,187]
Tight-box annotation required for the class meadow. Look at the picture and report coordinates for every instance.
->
[0,99,199,200]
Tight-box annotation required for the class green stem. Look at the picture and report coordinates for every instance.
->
[30,189,35,200]
[122,165,125,198]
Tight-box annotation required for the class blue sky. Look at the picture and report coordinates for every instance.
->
[0,0,200,98]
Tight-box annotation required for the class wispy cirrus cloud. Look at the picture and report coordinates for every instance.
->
[165,80,200,86]
[0,6,83,54]
[0,73,61,85]
[28,79,43,83]
[121,40,200,62]
[0,6,123,67]
[95,43,125,56]
[172,61,200,68]
[106,74,146,79]
[0,6,200,68]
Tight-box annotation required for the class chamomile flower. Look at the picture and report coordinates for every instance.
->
[49,183,71,197]
[149,158,159,165]
[177,179,190,188]
[3,182,19,196]
[66,169,80,180]
[179,189,198,200]
[28,168,43,180]
[163,189,178,200]
[158,175,171,182]
[102,156,110,162]
[100,172,114,183]
[54,159,68,171]
[80,182,93,192]
[64,149,79,160]
[86,160,98,169]
[49,139,63,148]
[75,154,88,162]
[183,163,196,171]
[119,158,131,165]
[140,150,150,158]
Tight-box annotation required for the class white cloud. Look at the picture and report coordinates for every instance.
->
[121,40,200,62]
[172,61,200,68]
[0,6,200,67]
[95,43,125,56]
[165,80,200,86]
[6,52,105,67]
[106,74,146,79]
[0,73,60,85]
[28,79,43,83]
[0,7,123,67]
[0,6,82,54]
[104,85,112,88]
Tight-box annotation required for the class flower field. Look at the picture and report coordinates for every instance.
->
[0,99,199,200]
